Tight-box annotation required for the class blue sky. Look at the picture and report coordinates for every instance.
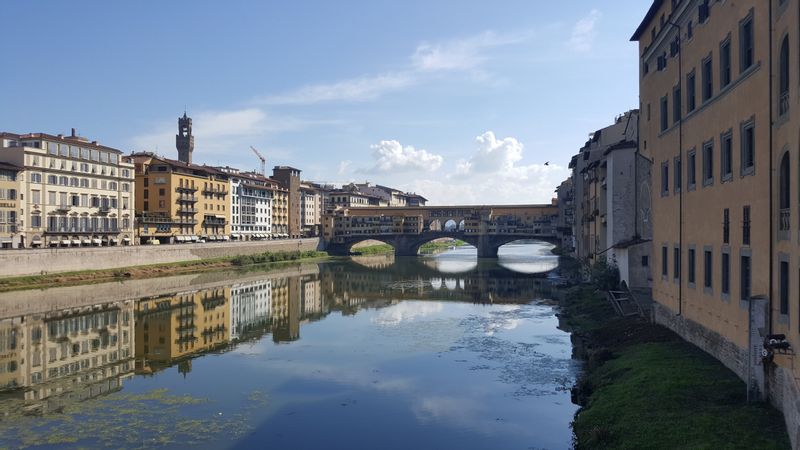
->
[0,1,650,205]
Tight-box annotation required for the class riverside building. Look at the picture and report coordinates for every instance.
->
[0,130,136,248]
[217,166,288,240]
[127,153,231,244]
[633,0,800,442]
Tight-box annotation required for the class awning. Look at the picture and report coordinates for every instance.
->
[190,235,199,241]
[93,239,102,244]
[111,238,119,243]
[61,240,71,245]
[82,238,91,245]
[50,241,59,247]
[123,238,131,243]
[176,236,186,242]
[222,236,230,241]
[72,239,81,245]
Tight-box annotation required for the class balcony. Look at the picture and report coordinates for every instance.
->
[203,216,226,226]
[55,204,72,212]
[780,91,790,116]
[98,206,110,214]
[176,186,198,193]
[178,208,197,215]
[177,196,197,203]
[202,188,228,196]
[138,215,174,224]
[46,227,120,234]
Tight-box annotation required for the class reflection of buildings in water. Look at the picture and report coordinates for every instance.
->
[0,301,136,416]
[135,287,230,374]
[230,280,272,341]
[271,277,299,342]
[301,278,323,318]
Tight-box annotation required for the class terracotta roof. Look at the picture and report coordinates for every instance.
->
[0,131,124,154]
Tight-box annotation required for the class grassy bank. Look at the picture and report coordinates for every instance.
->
[562,286,790,449]
[0,250,329,293]
[418,239,467,254]
[351,244,394,255]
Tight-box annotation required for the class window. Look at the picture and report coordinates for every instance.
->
[660,95,669,131]
[721,131,732,181]
[743,205,751,245]
[739,11,754,72]
[674,156,681,193]
[741,119,755,175]
[702,140,714,186]
[673,85,681,123]
[702,55,713,101]
[720,38,731,87]
[687,149,696,189]
[686,71,696,112]
[159,188,165,196]
[30,172,42,183]
[704,249,713,290]
[723,208,730,244]
[699,0,709,23]
[780,35,790,115]
[688,248,696,284]
[780,152,791,233]
[31,215,41,228]
[721,252,730,295]
[741,254,752,301]
[780,260,789,315]
[661,161,669,196]
[674,246,680,281]
[662,246,668,277]
[687,20,693,39]
[31,190,40,204]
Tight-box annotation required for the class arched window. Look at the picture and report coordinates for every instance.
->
[780,152,790,232]
[780,36,790,115]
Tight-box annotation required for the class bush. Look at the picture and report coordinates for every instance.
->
[588,257,620,291]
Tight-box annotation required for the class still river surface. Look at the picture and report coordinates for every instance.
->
[0,242,580,449]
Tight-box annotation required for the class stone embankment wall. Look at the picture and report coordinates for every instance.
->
[0,238,323,277]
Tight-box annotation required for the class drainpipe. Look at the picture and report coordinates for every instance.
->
[667,20,683,316]
[768,0,774,334]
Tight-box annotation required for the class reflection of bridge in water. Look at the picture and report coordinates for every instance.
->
[323,205,559,257]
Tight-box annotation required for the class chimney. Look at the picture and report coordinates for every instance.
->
[71,128,77,137]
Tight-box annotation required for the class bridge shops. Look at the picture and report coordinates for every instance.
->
[322,204,558,257]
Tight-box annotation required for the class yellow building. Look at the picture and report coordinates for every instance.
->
[0,130,136,248]
[127,153,230,244]
[134,287,230,374]
[0,163,21,248]
[271,187,289,238]
[634,0,800,442]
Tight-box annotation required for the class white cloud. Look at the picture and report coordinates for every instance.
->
[338,160,352,176]
[260,29,535,105]
[397,131,568,205]
[456,131,523,175]
[568,9,602,52]
[362,139,443,173]
[261,73,414,105]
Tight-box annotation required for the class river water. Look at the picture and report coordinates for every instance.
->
[0,241,579,449]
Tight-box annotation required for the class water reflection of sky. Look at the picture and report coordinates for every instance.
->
[423,240,558,275]
[0,244,577,450]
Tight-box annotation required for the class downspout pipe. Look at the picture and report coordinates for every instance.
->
[666,20,683,316]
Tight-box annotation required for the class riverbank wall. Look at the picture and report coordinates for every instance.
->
[0,238,323,277]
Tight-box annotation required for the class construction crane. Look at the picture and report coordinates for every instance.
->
[250,146,266,176]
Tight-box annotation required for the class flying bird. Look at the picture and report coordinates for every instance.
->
[544,161,550,166]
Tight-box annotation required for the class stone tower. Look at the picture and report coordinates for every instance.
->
[176,112,194,164]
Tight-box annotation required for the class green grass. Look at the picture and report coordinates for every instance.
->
[418,239,467,254]
[230,250,326,265]
[573,342,789,450]
[562,286,791,450]
[351,244,394,255]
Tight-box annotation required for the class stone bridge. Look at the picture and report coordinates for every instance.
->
[322,204,559,258]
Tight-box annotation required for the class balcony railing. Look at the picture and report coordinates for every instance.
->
[780,91,790,116]
[138,215,173,224]
[46,227,120,234]
[780,208,791,231]
[178,208,197,214]
[176,186,198,193]
[203,217,226,226]
[202,188,228,196]
[177,196,197,203]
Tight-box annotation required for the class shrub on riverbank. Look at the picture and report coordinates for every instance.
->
[230,250,326,266]
[562,286,790,449]
[351,244,394,255]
